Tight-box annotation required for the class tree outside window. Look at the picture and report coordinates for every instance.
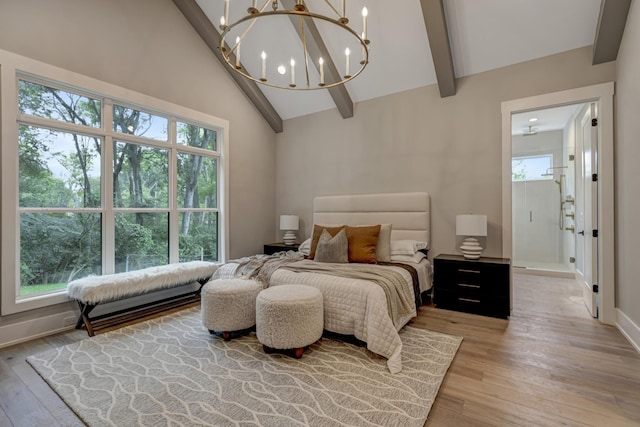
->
[17,79,220,296]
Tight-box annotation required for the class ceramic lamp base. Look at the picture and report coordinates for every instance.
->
[282,231,297,245]
[460,237,483,259]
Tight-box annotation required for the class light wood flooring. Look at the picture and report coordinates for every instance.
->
[1,274,639,426]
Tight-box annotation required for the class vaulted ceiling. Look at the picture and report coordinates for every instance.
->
[172,0,630,133]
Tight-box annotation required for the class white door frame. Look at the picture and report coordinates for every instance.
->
[501,82,615,325]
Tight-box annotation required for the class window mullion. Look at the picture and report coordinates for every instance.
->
[169,117,179,263]
[103,100,115,274]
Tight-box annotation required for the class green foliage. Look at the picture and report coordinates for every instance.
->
[20,213,101,287]
[17,80,219,289]
[512,159,527,181]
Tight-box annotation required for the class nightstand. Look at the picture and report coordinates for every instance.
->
[263,242,300,255]
[434,254,511,319]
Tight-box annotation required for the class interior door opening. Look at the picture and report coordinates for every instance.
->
[510,103,588,277]
[502,82,615,325]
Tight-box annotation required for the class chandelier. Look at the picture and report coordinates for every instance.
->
[218,0,370,90]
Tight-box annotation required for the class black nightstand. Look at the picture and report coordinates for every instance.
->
[263,242,300,255]
[434,254,511,319]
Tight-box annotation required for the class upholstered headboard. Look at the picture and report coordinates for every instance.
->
[313,192,431,249]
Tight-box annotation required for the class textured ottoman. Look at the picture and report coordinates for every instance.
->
[256,284,324,358]
[201,278,263,340]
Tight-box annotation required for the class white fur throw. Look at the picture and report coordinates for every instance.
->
[67,261,219,305]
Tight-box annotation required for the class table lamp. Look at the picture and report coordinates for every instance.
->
[280,215,299,245]
[456,214,487,259]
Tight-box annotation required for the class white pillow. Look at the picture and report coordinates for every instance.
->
[390,251,427,263]
[298,238,311,256]
[390,239,428,255]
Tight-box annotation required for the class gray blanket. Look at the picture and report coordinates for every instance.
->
[212,251,304,285]
[280,260,416,324]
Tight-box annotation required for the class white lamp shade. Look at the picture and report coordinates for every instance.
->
[279,215,299,231]
[456,215,487,237]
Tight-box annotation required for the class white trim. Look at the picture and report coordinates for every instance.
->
[1,49,230,315]
[0,310,77,349]
[617,309,640,354]
[513,267,575,279]
[501,82,615,325]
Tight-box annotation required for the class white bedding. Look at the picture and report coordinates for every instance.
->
[216,259,429,373]
[271,268,411,373]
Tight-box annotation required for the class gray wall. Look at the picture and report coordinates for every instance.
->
[0,0,276,332]
[615,0,640,328]
[276,46,615,259]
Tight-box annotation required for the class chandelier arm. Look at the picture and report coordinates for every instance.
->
[300,15,311,87]
[223,1,272,60]
[260,0,272,13]
[322,0,342,19]
[227,19,256,59]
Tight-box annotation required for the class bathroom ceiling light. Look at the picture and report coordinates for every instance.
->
[529,117,538,122]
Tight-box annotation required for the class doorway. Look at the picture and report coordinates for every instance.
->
[501,83,615,325]
[511,104,585,276]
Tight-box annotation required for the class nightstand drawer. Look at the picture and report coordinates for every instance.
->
[436,289,509,319]
[435,259,509,297]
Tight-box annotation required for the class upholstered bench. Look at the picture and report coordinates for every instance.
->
[201,278,263,340]
[256,284,324,358]
[67,261,219,336]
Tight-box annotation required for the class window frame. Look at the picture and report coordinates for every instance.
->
[1,49,229,315]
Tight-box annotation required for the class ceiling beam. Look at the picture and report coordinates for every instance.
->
[420,0,456,97]
[172,0,283,133]
[592,0,631,65]
[280,0,354,118]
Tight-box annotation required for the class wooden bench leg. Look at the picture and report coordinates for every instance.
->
[75,301,86,330]
[76,301,97,337]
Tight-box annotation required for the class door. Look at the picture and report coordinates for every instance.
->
[577,103,599,317]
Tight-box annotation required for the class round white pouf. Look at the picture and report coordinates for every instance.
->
[256,284,324,358]
[201,278,263,340]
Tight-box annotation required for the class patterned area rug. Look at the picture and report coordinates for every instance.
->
[27,307,461,427]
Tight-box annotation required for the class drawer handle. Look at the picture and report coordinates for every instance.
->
[458,297,481,304]
[458,268,481,274]
[458,283,481,289]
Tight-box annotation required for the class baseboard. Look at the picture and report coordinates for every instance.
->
[0,284,201,349]
[0,310,77,349]
[616,308,640,354]
[513,266,576,279]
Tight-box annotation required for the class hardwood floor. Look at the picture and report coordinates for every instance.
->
[1,274,639,426]
[419,274,640,427]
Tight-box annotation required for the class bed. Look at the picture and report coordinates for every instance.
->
[218,192,431,373]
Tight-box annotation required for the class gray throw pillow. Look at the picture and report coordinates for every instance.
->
[314,228,348,263]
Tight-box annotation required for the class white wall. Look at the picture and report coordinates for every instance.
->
[0,0,276,342]
[276,47,615,259]
[615,0,640,342]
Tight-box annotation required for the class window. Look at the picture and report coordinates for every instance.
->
[512,154,553,181]
[1,51,228,314]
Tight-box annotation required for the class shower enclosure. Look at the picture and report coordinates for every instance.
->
[511,124,577,275]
